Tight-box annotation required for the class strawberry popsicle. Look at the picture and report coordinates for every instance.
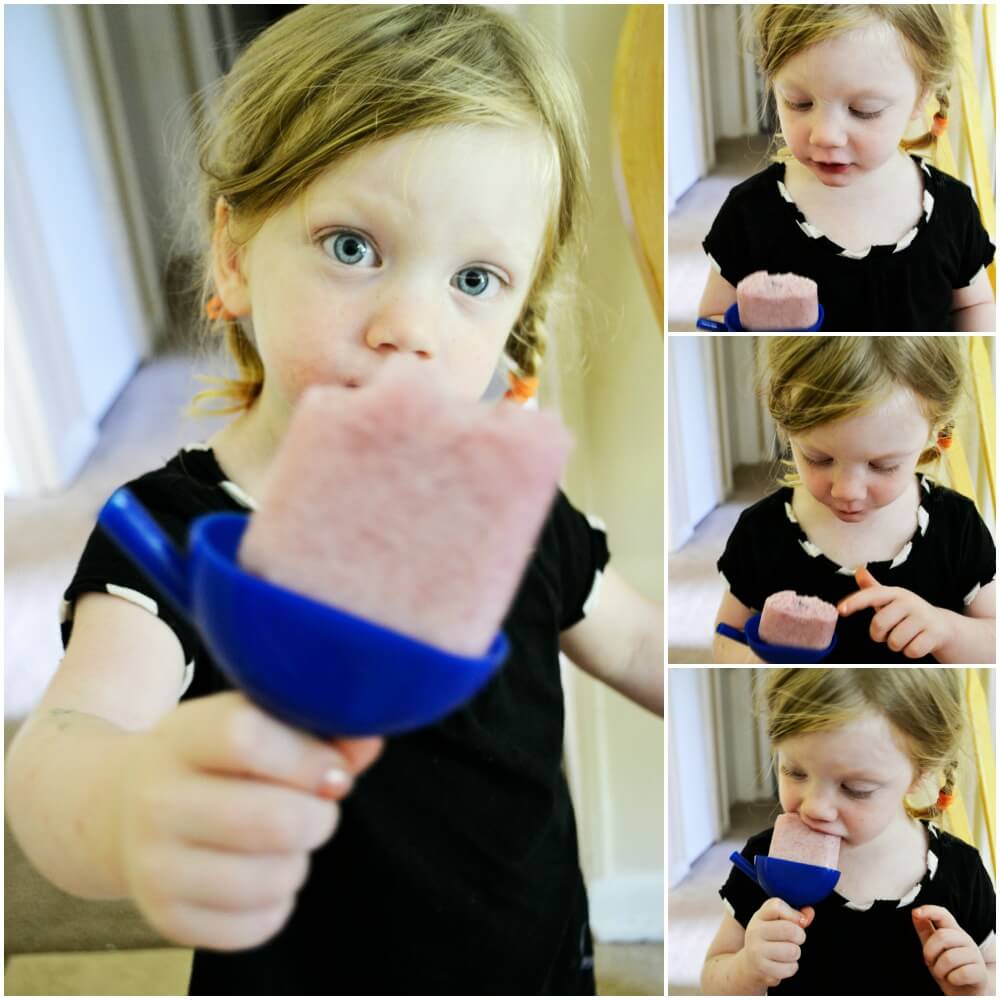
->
[737,271,819,331]
[759,591,838,650]
[770,812,840,870]
[238,356,573,657]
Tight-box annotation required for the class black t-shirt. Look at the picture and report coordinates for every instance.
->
[703,155,995,331]
[721,820,997,996]
[717,475,996,663]
[61,444,611,995]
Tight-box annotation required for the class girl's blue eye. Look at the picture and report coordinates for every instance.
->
[324,231,378,267]
[803,456,831,467]
[851,109,883,120]
[453,267,499,298]
[871,464,899,474]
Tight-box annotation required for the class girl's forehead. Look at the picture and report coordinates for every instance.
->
[795,386,930,453]
[779,711,912,775]
[774,20,919,97]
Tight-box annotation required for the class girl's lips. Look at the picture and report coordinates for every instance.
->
[813,159,852,175]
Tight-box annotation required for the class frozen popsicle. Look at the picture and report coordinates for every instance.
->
[737,271,819,331]
[758,591,837,650]
[770,812,840,870]
[238,356,573,657]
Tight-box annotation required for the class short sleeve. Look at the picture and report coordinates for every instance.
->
[951,494,996,605]
[550,491,611,631]
[963,848,997,948]
[719,831,771,928]
[703,192,753,289]
[954,182,996,288]
[61,501,201,677]
[716,508,763,612]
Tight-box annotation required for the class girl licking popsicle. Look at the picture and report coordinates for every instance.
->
[698,4,995,332]
[702,668,996,996]
[714,337,995,664]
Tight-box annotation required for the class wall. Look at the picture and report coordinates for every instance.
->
[517,4,664,940]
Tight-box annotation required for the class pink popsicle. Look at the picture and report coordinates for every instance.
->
[737,271,818,331]
[770,812,840,869]
[238,356,573,657]
[759,591,837,650]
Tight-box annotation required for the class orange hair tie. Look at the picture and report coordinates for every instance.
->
[936,791,954,810]
[206,295,237,322]
[936,429,953,450]
[931,112,949,137]
[505,373,539,403]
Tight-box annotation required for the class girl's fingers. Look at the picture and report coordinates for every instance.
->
[884,616,921,653]
[902,629,935,660]
[869,601,908,642]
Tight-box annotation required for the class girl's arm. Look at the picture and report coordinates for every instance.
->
[951,271,995,332]
[698,267,739,324]
[559,566,663,715]
[934,580,996,665]
[701,911,767,995]
[5,593,187,898]
[712,590,766,664]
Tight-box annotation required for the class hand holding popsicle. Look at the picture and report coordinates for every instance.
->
[116,692,382,951]
[742,897,816,990]
[839,567,954,660]
[912,905,993,996]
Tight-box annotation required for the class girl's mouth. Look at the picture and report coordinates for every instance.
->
[832,505,866,521]
[812,159,852,176]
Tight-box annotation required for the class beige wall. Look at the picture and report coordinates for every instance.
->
[517,4,664,894]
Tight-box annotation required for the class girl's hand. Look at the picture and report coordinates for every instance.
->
[912,906,991,995]
[742,898,815,989]
[116,692,382,951]
[837,567,953,659]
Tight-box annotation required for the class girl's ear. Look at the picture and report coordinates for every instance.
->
[212,196,253,317]
[910,87,932,122]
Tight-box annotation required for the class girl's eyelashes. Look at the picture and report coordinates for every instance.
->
[801,455,900,474]
[782,100,883,120]
[779,766,876,800]
[319,230,507,298]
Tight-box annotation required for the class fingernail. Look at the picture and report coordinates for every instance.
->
[321,767,352,793]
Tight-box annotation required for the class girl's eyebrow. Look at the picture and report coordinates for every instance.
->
[781,756,883,782]
[777,81,893,101]
[799,445,912,461]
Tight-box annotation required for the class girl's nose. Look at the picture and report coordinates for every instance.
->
[809,109,847,149]
[365,305,438,360]
[830,467,865,502]
[799,790,837,825]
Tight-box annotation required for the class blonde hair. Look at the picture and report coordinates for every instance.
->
[757,668,964,822]
[181,4,589,415]
[750,4,955,160]
[755,336,967,486]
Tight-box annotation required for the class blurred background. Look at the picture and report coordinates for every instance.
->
[5,4,663,993]
[666,667,996,996]
[667,3,997,332]
[667,335,996,664]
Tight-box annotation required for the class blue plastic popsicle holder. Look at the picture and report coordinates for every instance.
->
[696,302,825,332]
[729,851,841,910]
[715,613,836,664]
[97,488,508,737]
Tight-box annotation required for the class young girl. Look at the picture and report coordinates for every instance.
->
[714,337,995,664]
[698,5,995,332]
[702,668,996,996]
[4,7,663,995]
